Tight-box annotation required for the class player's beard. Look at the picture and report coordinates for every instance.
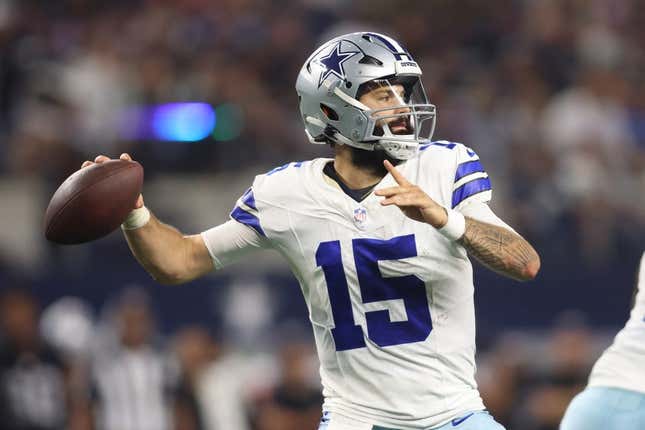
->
[350,117,410,176]
[349,146,402,177]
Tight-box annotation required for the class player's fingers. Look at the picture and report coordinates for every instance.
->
[120,153,132,161]
[81,161,93,169]
[381,193,411,207]
[94,155,110,163]
[383,191,427,208]
[134,194,144,209]
[384,160,411,186]
[375,186,405,197]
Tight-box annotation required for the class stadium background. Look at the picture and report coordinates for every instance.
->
[0,0,643,429]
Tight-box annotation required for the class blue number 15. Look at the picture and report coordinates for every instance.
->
[315,234,432,351]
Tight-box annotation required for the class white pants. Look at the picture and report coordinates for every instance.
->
[561,387,645,430]
[318,410,505,430]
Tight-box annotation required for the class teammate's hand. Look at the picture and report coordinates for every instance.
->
[375,160,448,228]
[81,153,144,209]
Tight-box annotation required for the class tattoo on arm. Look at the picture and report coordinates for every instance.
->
[458,217,540,281]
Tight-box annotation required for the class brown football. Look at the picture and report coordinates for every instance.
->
[44,160,144,244]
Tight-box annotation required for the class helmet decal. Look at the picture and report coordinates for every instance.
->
[315,42,360,88]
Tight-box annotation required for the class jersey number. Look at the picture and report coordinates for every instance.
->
[316,234,432,351]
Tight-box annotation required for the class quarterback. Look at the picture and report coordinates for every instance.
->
[560,252,645,430]
[83,33,540,429]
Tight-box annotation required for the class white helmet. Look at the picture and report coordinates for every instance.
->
[296,32,436,160]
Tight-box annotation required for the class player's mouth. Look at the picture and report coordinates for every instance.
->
[388,118,412,134]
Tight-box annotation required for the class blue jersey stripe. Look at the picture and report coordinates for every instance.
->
[240,188,257,210]
[266,161,304,176]
[420,141,457,152]
[230,206,265,237]
[455,160,485,182]
[452,177,491,208]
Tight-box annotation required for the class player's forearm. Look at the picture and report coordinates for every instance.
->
[458,217,541,281]
[122,214,195,285]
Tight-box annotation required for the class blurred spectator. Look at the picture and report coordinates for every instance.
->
[0,289,70,430]
[477,335,525,428]
[40,297,95,362]
[172,326,218,430]
[511,313,595,430]
[39,297,96,430]
[195,347,253,430]
[90,288,176,430]
[251,341,322,430]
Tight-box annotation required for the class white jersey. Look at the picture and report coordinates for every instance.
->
[588,252,645,394]
[203,141,494,429]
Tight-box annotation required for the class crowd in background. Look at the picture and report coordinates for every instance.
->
[1,0,643,266]
[0,0,644,429]
[0,286,608,430]
[0,285,329,430]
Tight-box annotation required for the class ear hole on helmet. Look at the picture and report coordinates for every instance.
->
[359,55,383,66]
[320,104,339,121]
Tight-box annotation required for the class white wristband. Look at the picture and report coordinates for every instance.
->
[121,206,151,230]
[437,208,466,241]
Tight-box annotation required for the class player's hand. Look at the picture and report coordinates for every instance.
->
[375,160,448,228]
[81,153,144,209]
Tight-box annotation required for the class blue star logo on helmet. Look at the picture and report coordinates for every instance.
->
[315,42,359,88]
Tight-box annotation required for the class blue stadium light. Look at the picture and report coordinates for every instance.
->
[151,103,216,142]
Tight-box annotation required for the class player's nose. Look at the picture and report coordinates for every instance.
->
[393,105,411,114]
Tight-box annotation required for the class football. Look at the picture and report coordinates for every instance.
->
[44,160,144,244]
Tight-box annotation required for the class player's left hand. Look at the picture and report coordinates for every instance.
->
[81,153,144,209]
[375,160,448,229]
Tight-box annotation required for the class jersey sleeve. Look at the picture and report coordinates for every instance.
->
[200,182,271,270]
[200,220,266,270]
[229,186,266,237]
[451,144,492,211]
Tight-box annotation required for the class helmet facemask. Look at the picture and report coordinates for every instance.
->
[354,76,436,160]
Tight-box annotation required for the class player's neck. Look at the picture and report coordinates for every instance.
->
[333,151,384,190]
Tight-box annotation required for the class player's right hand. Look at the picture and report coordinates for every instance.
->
[81,153,145,209]
[376,159,447,228]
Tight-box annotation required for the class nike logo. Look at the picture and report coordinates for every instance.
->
[451,412,474,426]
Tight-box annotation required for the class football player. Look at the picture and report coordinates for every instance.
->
[84,32,540,430]
[560,252,645,430]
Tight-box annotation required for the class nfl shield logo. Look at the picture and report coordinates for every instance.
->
[353,206,368,229]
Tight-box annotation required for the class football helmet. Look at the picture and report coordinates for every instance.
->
[296,32,436,160]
